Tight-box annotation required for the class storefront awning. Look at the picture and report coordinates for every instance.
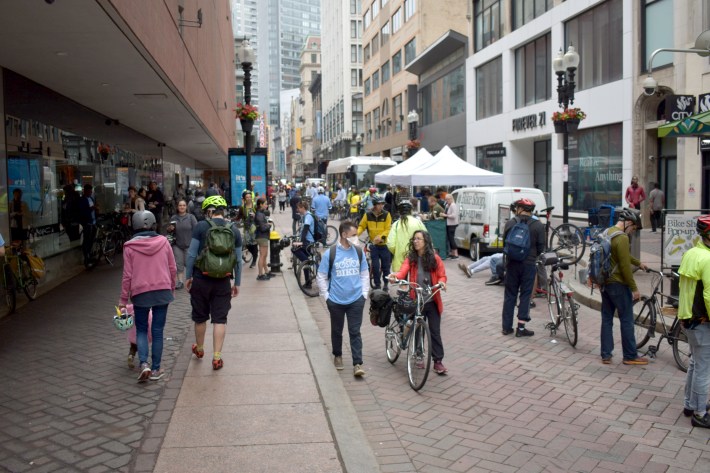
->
[658,110,710,138]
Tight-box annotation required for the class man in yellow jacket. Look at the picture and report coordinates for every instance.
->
[357,196,391,289]
[678,214,710,429]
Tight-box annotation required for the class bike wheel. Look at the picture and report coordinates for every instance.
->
[326,225,338,246]
[1,265,16,315]
[407,320,432,391]
[549,224,586,264]
[104,236,117,265]
[296,260,319,297]
[23,274,38,300]
[671,323,690,373]
[632,297,655,349]
[385,324,401,363]
[561,294,578,347]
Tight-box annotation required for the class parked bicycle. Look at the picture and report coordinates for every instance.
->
[384,278,444,391]
[293,241,323,297]
[536,206,586,264]
[633,269,689,372]
[0,244,40,316]
[537,252,579,347]
[87,215,120,267]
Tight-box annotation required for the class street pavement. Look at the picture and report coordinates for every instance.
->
[0,212,708,473]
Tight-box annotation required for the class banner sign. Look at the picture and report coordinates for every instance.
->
[228,148,268,205]
[665,95,696,121]
[664,213,701,266]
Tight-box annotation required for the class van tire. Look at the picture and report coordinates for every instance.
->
[468,238,478,261]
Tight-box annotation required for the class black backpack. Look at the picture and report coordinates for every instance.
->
[369,289,393,327]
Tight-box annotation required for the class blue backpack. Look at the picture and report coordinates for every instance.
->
[504,217,532,262]
[587,229,624,286]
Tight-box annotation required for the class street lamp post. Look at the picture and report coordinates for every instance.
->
[355,133,362,156]
[407,109,419,156]
[552,45,580,224]
[238,40,255,192]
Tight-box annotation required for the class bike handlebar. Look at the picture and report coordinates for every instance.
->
[643,267,679,280]
[387,277,444,292]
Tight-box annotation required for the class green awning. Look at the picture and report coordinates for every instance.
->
[658,110,710,138]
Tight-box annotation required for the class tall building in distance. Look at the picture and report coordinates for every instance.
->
[319,0,364,166]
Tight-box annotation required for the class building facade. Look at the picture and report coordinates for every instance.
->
[0,0,235,288]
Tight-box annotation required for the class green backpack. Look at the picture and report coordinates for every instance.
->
[196,220,236,278]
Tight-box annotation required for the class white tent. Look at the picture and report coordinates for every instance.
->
[375,146,504,186]
[373,148,436,185]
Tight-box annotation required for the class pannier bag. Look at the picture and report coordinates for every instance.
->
[369,289,393,327]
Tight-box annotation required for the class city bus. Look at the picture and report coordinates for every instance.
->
[325,156,397,192]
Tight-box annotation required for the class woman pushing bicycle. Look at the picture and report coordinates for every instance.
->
[389,230,448,374]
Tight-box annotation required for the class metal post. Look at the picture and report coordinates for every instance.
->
[242,61,253,192]
[563,131,569,224]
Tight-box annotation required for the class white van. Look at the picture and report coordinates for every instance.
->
[451,187,547,260]
[304,177,325,188]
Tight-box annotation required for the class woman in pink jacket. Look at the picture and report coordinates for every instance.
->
[120,211,176,382]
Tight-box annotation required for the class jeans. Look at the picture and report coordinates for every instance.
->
[501,261,536,330]
[327,296,365,365]
[370,245,391,288]
[651,210,662,232]
[600,283,638,360]
[134,304,169,371]
[81,224,96,262]
[422,302,444,362]
[684,323,710,413]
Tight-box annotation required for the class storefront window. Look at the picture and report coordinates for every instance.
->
[476,143,503,173]
[568,124,623,212]
[421,64,465,125]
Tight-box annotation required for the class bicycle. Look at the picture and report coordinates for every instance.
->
[384,278,444,391]
[0,244,40,316]
[535,206,586,264]
[87,217,119,267]
[293,242,323,297]
[633,269,689,372]
[537,252,579,347]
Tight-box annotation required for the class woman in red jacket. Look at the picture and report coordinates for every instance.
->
[389,230,448,374]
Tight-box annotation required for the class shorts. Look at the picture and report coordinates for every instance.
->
[173,246,187,273]
[256,238,269,247]
[190,276,232,324]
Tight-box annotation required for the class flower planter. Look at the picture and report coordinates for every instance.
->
[240,119,254,134]
[553,121,566,134]
[566,119,580,132]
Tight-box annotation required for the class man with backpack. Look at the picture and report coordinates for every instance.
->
[185,195,242,370]
[316,221,369,377]
[594,208,648,365]
[357,196,392,290]
[501,198,545,337]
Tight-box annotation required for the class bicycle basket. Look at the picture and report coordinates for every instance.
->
[394,293,416,316]
[369,289,393,327]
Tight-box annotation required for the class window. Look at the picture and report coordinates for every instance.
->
[404,0,416,21]
[421,64,465,125]
[476,56,502,119]
[382,99,390,136]
[381,22,390,46]
[365,112,372,142]
[476,143,503,173]
[373,107,380,139]
[351,20,357,39]
[392,8,402,33]
[513,0,553,30]
[372,33,379,54]
[565,0,622,91]
[404,38,416,64]
[569,124,623,212]
[705,0,710,30]
[351,0,361,15]
[351,69,359,86]
[392,50,402,75]
[365,77,371,96]
[515,33,551,108]
[393,94,403,132]
[353,97,363,135]
[351,45,358,63]
[364,9,371,29]
[364,44,371,62]
[643,0,673,70]
[372,0,379,18]
[474,0,503,52]
[534,140,551,197]
[373,70,380,89]
[311,53,317,63]
[382,60,390,83]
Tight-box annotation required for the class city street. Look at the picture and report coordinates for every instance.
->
[0,210,707,472]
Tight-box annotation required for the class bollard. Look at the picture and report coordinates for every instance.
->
[269,230,283,273]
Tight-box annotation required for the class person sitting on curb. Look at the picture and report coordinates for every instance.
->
[458,253,504,285]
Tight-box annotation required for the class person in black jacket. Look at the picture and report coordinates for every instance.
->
[501,198,545,337]
[146,181,165,232]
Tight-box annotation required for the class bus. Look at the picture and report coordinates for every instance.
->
[325,156,397,192]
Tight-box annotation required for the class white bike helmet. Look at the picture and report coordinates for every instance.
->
[113,310,134,331]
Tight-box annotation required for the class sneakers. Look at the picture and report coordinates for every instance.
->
[601,357,612,365]
[529,301,536,308]
[458,263,472,278]
[622,357,649,365]
[502,328,514,335]
[192,344,205,359]
[175,281,184,290]
[515,327,535,337]
[137,363,151,382]
[334,356,344,370]
[257,274,269,281]
[485,276,502,286]
[433,361,448,374]
[150,369,165,381]
[353,364,365,377]
[684,404,710,417]
[212,358,224,370]
[127,354,135,369]
[691,413,710,428]
[415,360,425,369]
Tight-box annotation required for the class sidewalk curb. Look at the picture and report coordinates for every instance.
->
[568,277,601,312]
[284,270,380,473]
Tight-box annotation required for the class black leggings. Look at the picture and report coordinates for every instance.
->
[446,225,457,254]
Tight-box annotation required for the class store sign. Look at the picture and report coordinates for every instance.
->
[664,214,701,266]
[698,93,710,113]
[512,111,546,132]
[485,147,506,158]
[666,95,696,121]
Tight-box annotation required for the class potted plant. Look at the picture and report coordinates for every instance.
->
[98,144,111,160]
[564,107,586,132]
[236,102,259,133]
[551,110,569,134]
[406,139,421,149]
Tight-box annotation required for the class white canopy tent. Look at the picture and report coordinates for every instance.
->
[374,146,504,186]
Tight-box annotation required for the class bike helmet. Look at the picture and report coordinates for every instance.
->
[113,307,134,331]
[513,198,535,213]
[697,215,710,237]
[132,210,156,230]
[369,186,377,194]
[372,196,385,205]
[617,207,642,228]
[202,195,228,210]
[397,200,413,214]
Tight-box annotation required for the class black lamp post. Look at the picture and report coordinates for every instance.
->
[552,45,580,224]
[407,109,419,156]
[238,40,255,192]
[355,133,362,156]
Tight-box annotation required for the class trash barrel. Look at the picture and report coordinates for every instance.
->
[269,230,282,273]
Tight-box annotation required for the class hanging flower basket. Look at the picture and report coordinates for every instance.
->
[235,102,259,121]
[240,119,254,134]
[552,108,586,133]
[553,121,566,134]
[566,118,580,132]
[98,144,111,160]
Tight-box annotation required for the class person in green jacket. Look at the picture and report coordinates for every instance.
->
[678,215,710,429]
[387,200,425,272]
